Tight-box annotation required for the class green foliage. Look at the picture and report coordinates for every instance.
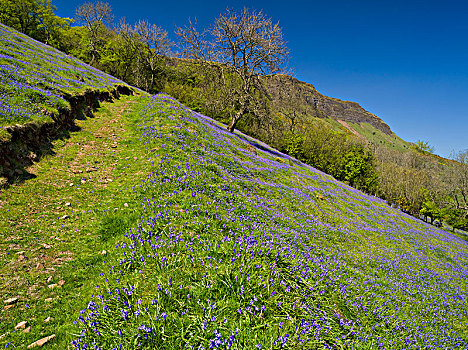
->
[341,148,378,193]
[395,196,412,213]
[420,199,440,223]
[442,207,468,231]
[0,0,72,45]
[279,127,378,194]
[412,140,434,155]
[53,25,87,58]
[282,133,304,160]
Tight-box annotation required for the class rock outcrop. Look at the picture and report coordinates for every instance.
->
[263,74,393,135]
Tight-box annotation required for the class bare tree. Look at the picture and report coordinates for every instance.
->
[447,150,468,211]
[133,20,172,92]
[75,1,113,65]
[111,18,140,81]
[176,8,290,132]
[372,146,437,213]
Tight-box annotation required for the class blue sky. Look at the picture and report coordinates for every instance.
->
[53,0,468,158]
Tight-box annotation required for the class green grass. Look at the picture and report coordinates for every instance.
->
[56,95,468,349]
[1,23,467,350]
[348,121,411,152]
[0,23,127,135]
[0,94,157,348]
[1,93,468,349]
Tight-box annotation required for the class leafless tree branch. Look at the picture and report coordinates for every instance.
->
[176,8,290,132]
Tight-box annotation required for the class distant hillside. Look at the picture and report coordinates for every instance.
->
[164,58,411,153]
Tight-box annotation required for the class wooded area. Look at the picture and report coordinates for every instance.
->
[1,0,467,232]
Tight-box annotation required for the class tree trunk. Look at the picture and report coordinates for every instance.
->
[89,49,96,66]
[150,71,155,92]
[227,108,243,133]
[122,63,131,81]
[228,97,249,133]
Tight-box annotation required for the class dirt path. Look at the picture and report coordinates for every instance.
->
[0,95,150,347]
[337,119,364,140]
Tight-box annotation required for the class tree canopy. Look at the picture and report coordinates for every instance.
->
[0,0,72,45]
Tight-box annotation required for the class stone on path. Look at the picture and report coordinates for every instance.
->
[3,297,18,305]
[14,321,28,330]
[27,334,56,348]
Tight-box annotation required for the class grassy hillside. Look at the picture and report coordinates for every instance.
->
[0,94,153,349]
[1,25,467,350]
[3,93,467,349]
[66,95,467,350]
[347,122,410,152]
[0,23,126,139]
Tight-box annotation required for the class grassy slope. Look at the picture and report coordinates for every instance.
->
[0,26,467,350]
[348,122,411,152]
[65,96,467,349]
[0,94,157,348]
[1,93,467,349]
[0,24,126,138]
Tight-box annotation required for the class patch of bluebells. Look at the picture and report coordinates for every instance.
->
[73,94,468,349]
[0,23,126,127]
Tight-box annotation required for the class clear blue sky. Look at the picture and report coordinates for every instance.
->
[53,0,468,158]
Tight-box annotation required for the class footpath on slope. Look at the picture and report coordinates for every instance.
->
[0,85,134,185]
[0,94,157,348]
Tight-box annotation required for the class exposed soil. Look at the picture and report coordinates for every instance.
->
[337,119,364,140]
[0,85,133,185]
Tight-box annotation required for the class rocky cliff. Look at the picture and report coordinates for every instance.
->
[263,74,393,135]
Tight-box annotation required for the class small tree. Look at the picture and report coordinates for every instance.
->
[133,20,172,92]
[111,19,172,92]
[176,8,290,132]
[75,1,113,65]
[420,199,440,224]
[340,145,378,193]
[412,140,434,155]
[112,19,141,81]
[447,150,468,213]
